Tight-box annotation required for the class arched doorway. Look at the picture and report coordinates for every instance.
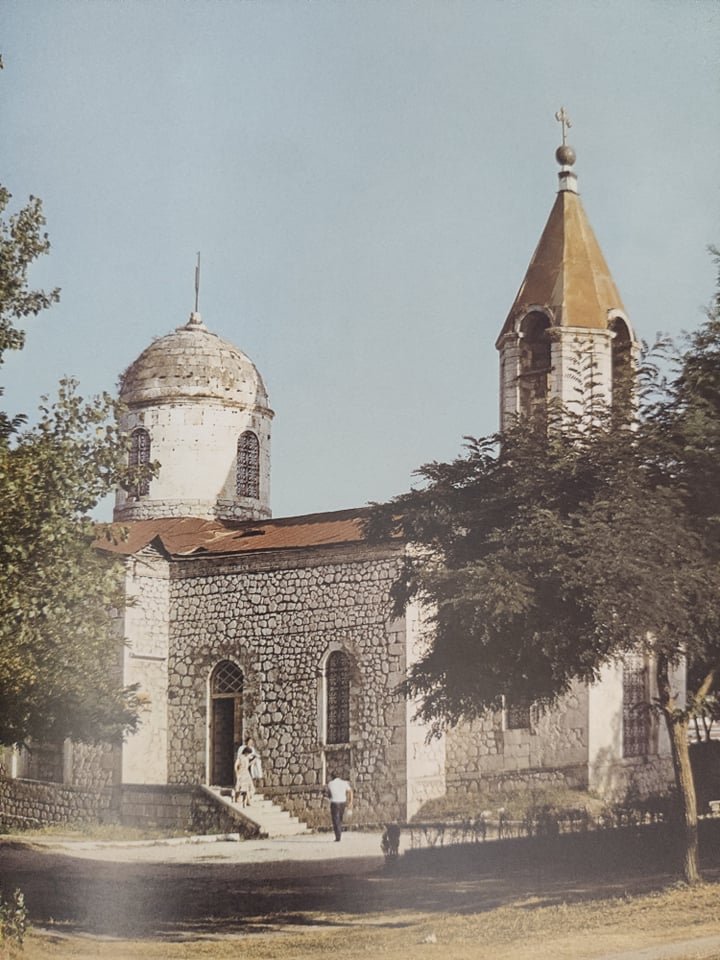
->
[209,660,244,786]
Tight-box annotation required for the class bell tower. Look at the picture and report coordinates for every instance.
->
[496,111,637,429]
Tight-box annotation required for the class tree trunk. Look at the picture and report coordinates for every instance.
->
[657,655,701,884]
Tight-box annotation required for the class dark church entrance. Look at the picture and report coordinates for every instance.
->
[209,661,244,786]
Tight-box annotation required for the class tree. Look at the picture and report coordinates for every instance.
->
[366,271,720,884]
[0,186,145,748]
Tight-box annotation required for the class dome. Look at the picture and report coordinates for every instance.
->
[119,313,269,409]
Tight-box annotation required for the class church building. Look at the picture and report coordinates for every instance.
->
[11,133,677,829]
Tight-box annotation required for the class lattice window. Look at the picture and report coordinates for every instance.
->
[623,655,649,758]
[237,431,260,499]
[129,427,151,496]
[326,650,351,745]
[212,660,244,696]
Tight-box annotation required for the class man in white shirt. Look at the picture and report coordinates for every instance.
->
[326,772,353,841]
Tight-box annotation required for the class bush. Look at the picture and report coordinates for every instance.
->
[0,889,27,949]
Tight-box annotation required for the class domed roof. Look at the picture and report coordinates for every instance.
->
[119,313,270,409]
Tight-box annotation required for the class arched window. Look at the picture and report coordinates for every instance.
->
[326,650,352,745]
[518,312,551,423]
[129,427,151,496]
[237,431,260,499]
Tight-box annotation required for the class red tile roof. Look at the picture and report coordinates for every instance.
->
[96,507,381,559]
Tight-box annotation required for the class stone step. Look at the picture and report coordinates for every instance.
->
[204,785,309,837]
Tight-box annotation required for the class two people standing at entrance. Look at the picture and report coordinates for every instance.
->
[326,772,353,841]
[233,737,263,807]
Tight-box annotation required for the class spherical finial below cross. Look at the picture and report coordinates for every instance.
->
[555,144,576,167]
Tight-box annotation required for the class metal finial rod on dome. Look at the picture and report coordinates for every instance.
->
[194,251,201,313]
[555,106,572,146]
[554,107,577,185]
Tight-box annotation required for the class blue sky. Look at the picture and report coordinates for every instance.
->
[2,0,719,520]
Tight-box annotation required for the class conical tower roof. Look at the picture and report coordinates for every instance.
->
[498,138,625,341]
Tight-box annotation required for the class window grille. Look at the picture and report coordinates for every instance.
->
[237,431,260,499]
[623,655,649,757]
[212,660,244,696]
[129,427,151,496]
[326,650,351,744]
[506,699,532,730]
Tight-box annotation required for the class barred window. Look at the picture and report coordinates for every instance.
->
[237,431,260,499]
[129,427,151,496]
[623,655,649,758]
[326,650,351,745]
[212,660,244,696]
[505,699,532,730]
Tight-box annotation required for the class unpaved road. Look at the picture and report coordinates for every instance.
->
[2,830,720,960]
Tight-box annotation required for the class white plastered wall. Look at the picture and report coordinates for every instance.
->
[115,400,272,521]
[404,600,446,818]
[121,551,170,784]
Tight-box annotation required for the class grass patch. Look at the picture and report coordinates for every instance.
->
[16,881,720,960]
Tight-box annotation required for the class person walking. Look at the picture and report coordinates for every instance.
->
[326,771,353,841]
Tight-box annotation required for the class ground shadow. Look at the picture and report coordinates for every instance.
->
[1,823,718,940]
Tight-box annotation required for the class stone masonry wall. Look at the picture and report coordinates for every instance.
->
[0,777,255,836]
[0,776,110,828]
[163,544,409,825]
[445,682,589,796]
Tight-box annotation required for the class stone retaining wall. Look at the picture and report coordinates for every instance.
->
[0,778,254,837]
[0,775,110,828]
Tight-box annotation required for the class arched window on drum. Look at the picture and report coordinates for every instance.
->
[237,430,260,499]
[129,427,151,496]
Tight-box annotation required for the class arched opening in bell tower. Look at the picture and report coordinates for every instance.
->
[518,311,552,423]
[610,316,633,413]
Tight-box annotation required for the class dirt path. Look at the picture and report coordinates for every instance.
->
[2,832,720,959]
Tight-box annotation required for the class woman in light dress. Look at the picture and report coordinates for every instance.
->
[233,747,254,806]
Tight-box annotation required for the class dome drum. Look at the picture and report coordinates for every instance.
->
[114,314,273,523]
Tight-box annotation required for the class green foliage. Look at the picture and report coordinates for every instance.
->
[0,188,59,366]
[367,317,720,733]
[368,257,720,882]
[0,380,143,745]
[0,182,146,746]
[0,889,27,948]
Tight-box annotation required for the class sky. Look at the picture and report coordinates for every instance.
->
[2,0,719,521]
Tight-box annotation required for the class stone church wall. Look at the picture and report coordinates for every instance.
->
[445,683,590,798]
[163,544,411,825]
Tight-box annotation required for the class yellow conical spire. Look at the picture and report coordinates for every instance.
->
[497,128,625,342]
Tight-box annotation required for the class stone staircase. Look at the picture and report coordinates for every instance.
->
[203,785,309,838]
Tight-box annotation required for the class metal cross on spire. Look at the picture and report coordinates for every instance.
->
[555,107,572,146]
[194,252,201,313]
